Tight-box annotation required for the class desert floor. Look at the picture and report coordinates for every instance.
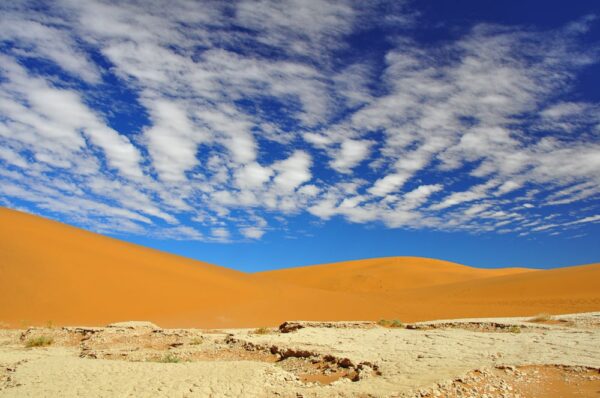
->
[1,312,599,398]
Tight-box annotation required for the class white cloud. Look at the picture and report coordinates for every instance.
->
[495,180,523,196]
[464,203,492,216]
[330,139,373,173]
[0,1,598,241]
[241,227,266,239]
[369,174,408,197]
[157,225,204,241]
[0,55,144,180]
[235,0,355,58]
[430,180,499,211]
[400,184,443,210]
[0,12,102,83]
[566,215,600,225]
[273,151,312,193]
[212,227,230,240]
[144,100,204,182]
[235,162,273,189]
[0,146,28,168]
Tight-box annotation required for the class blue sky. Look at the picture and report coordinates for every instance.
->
[1,0,599,271]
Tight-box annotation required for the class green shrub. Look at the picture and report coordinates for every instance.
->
[253,327,270,335]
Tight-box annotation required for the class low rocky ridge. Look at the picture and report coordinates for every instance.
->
[279,321,377,333]
[407,311,600,332]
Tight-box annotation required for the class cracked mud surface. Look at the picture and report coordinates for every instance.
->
[1,313,599,397]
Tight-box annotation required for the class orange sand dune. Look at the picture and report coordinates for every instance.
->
[385,262,600,321]
[0,207,400,328]
[1,207,598,328]
[253,256,533,293]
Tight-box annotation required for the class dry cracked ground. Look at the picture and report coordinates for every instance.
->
[1,312,599,397]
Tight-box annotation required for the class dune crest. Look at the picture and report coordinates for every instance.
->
[1,207,598,328]
[253,256,533,293]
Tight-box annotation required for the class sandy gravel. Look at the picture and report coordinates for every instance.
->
[1,312,599,397]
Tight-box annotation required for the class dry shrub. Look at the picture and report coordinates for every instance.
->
[158,353,181,363]
[25,335,54,348]
[507,325,521,334]
[378,319,404,328]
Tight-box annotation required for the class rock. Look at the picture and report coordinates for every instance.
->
[63,326,104,334]
[279,322,305,333]
[338,358,354,368]
[106,321,160,330]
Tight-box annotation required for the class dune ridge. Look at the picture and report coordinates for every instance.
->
[1,207,599,328]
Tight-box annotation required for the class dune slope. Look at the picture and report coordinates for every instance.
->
[1,207,598,327]
[0,208,395,327]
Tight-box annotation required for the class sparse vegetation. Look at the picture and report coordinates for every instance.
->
[378,319,405,328]
[190,337,203,345]
[25,335,54,348]
[253,327,270,335]
[158,353,182,363]
[390,320,404,328]
[529,313,552,322]
[507,325,521,334]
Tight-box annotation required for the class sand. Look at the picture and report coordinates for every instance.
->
[1,312,599,397]
[1,207,599,328]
